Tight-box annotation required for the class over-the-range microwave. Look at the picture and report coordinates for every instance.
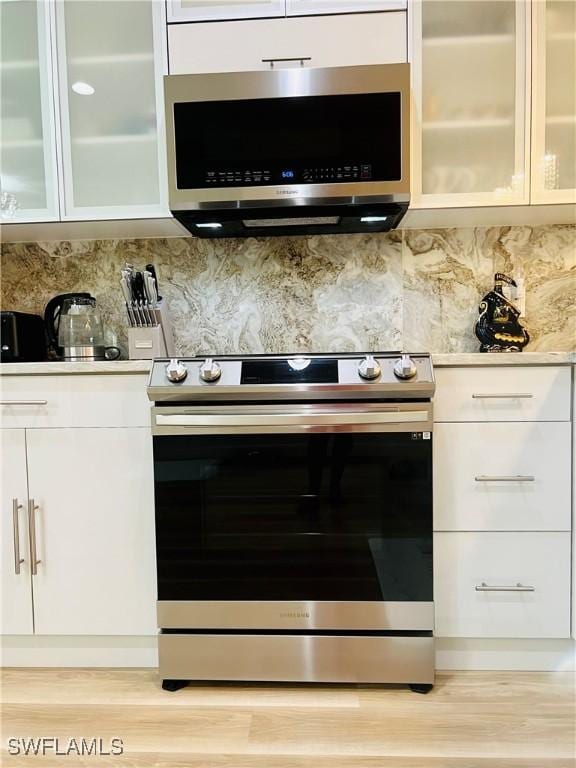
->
[164,64,410,237]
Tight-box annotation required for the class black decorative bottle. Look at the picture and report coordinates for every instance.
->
[475,273,529,353]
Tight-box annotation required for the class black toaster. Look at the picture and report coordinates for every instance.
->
[1,311,47,362]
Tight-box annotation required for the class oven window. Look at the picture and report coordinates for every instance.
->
[173,92,402,189]
[154,433,432,602]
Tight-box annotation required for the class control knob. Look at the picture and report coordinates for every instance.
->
[394,353,417,380]
[199,357,222,383]
[358,354,381,381]
[165,359,188,383]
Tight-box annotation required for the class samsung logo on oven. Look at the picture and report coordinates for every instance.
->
[280,611,310,618]
[276,189,298,195]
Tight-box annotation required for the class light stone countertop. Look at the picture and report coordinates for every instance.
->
[0,352,574,376]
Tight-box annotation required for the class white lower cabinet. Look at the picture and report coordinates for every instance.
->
[1,429,34,635]
[434,532,571,639]
[1,421,156,638]
[26,427,156,635]
[434,421,571,532]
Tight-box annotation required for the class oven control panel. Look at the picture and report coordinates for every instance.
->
[148,354,435,402]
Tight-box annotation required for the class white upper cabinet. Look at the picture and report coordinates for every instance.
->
[411,0,530,207]
[531,0,576,204]
[286,1,406,16]
[55,0,167,219]
[168,11,406,73]
[167,0,286,23]
[0,0,59,222]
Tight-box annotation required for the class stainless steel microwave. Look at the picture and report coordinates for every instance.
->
[164,64,410,237]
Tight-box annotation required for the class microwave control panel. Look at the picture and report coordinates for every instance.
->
[203,164,373,187]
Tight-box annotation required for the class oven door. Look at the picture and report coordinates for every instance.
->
[152,403,433,632]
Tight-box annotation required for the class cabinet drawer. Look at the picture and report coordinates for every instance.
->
[434,532,571,638]
[434,422,571,531]
[0,375,150,428]
[433,366,571,422]
[168,12,407,74]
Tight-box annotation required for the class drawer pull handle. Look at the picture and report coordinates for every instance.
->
[28,499,41,576]
[0,400,48,406]
[472,393,533,399]
[12,499,25,575]
[475,582,535,592]
[262,56,312,67]
[475,475,535,482]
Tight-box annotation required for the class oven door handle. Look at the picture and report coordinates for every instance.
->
[154,410,430,428]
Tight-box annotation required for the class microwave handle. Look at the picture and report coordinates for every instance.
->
[261,57,312,68]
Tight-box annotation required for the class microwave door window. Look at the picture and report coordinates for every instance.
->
[173,92,402,189]
[153,433,432,603]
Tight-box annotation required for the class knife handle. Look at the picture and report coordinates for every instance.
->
[145,264,161,300]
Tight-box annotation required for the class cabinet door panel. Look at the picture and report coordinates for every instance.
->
[531,0,576,203]
[412,0,529,207]
[56,0,167,219]
[27,428,156,635]
[433,366,571,423]
[0,430,33,635]
[434,532,571,638]
[0,0,59,223]
[434,422,571,532]
[167,0,285,23]
[168,12,406,74]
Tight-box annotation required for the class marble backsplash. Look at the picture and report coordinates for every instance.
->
[1,225,574,355]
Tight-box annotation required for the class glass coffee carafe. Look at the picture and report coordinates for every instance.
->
[57,297,120,361]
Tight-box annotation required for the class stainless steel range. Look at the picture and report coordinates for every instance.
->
[147,352,435,693]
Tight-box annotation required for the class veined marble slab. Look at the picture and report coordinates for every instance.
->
[1,352,573,376]
[1,225,574,355]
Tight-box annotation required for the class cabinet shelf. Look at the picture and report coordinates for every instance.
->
[72,133,156,146]
[546,115,576,126]
[423,118,514,131]
[2,138,43,150]
[423,33,514,48]
[68,52,154,66]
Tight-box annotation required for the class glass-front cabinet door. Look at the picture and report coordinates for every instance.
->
[411,0,529,207]
[531,0,576,204]
[55,0,167,219]
[0,0,59,222]
[167,0,286,23]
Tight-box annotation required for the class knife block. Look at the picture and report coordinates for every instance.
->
[127,300,176,359]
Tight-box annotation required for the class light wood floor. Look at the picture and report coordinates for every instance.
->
[1,669,575,767]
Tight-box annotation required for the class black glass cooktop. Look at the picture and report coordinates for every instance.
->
[240,358,338,385]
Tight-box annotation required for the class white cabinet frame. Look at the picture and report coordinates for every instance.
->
[167,0,286,23]
[409,0,531,209]
[51,0,168,221]
[530,0,576,205]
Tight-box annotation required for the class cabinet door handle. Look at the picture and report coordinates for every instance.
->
[471,393,533,399]
[475,475,535,482]
[12,499,25,575]
[475,582,535,592]
[28,499,41,575]
[261,56,312,67]
[0,400,48,406]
